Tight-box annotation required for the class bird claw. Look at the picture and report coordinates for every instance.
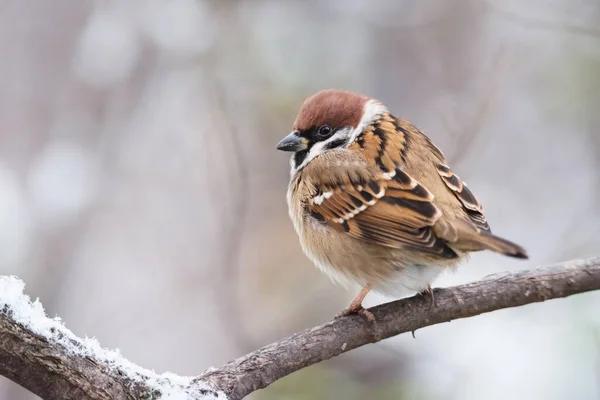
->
[419,285,436,308]
[335,305,376,323]
[335,305,380,342]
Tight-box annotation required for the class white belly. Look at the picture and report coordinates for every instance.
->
[308,245,447,299]
[371,263,445,298]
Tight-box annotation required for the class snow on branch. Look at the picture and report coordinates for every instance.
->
[1,258,599,400]
[0,276,226,400]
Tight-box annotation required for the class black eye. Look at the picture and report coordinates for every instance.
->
[317,125,333,138]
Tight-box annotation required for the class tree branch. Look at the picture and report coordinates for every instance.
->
[1,258,599,400]
[201,257,600,399]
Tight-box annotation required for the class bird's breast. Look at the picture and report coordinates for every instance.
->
[286,174,464,298]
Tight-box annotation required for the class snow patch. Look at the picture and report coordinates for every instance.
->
[0,276,226,399]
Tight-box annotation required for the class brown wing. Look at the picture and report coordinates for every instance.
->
[308,160,458,259]
[436,163,490,232]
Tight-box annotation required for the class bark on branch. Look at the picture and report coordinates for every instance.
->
[1,258,599,400]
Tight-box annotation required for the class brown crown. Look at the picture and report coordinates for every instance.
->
[293,90,369,132]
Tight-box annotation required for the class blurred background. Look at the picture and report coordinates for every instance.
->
[1,0,599,399]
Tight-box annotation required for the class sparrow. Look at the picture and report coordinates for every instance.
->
[276,89,527,320]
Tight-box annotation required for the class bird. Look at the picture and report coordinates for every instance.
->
[276,89,528,321]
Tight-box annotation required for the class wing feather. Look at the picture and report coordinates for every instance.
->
[436,163,490,232]
[308,161,457,258]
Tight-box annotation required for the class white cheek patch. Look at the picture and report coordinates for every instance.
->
[295,141,328,171]
[290,128,354,174]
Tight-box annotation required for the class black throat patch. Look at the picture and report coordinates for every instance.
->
[293,149,309,169]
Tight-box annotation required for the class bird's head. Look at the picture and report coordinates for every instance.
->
[277,89,388,174]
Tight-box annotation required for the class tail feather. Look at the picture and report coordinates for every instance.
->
[477,233,528,259]
[454,231,528,259]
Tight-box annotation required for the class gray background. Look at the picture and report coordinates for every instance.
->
[0,1,599,399]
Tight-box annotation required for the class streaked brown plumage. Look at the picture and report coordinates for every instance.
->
[277,89,527,318]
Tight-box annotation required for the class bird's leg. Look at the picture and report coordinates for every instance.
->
[419,284,436,308]
[335,283,375,322]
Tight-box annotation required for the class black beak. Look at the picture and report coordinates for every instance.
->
[276,132,308,152]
